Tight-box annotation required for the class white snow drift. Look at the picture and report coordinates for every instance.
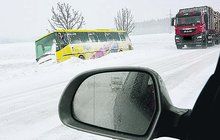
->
[0,33,219,140]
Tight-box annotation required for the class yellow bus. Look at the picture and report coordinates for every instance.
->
[35,29,133,64]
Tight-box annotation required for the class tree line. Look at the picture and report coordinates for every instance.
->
[48,2,135,34]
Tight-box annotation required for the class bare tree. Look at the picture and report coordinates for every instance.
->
[114,8,135,34]
[49,2,85,30]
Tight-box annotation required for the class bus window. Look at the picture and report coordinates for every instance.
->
[111,32,120,41]
[88,32,99,42]
[118,32,126,41]
[78,32,89,43]
[96,32,107,42]
[67,33,81,44]
[105,33,114,41]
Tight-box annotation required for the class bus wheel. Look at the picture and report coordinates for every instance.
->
[79,55,85,60]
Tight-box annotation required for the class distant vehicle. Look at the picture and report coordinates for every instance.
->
[35,29,133,64]
[172,6,220,49]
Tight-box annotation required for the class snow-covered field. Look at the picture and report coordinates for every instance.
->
[0,33,219,140]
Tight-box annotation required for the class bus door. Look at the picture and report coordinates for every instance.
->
[55,32,72,62]
[67,32,84,59]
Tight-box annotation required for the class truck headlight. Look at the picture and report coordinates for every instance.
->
[175,37,180,40]
[197,35,202,39]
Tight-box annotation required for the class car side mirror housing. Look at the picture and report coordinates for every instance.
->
[171,17,175,26]
[59,67,190,140]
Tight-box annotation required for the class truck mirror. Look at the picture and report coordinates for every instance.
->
[171,17,175,26]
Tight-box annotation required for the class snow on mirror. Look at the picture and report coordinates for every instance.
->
[73,71,156,135]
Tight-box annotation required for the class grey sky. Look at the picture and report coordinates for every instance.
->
[0,0,219,41]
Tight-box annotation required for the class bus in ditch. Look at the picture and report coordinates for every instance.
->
[35,29,133,64]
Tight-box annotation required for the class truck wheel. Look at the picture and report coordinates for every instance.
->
[211,39,215,46]
[202,44,207,49]
[79,55,85,60]
[202,37,208,49]
[177,45,183,49]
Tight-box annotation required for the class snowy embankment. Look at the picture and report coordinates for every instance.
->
[0,33,219,140]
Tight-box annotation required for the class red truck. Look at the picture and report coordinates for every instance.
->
[172,6,220,49]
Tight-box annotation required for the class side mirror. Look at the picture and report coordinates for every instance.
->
[171,17,175,26]
[59,67,190,140]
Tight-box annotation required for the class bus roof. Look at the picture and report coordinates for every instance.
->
[36,29,126,42]
[56,28,126,32]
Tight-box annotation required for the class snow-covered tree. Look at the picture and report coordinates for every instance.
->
[114,8,135,34]
[49,2,85,30]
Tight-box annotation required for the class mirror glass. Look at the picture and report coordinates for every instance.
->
[73,71,156,135]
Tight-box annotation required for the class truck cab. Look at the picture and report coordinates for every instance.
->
[172,6,220,49]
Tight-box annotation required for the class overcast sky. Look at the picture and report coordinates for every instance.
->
[0,0,219,41]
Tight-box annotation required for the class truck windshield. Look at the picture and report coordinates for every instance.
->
[176,16,201,26]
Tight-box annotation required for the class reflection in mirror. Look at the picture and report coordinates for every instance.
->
[73,71,156,135]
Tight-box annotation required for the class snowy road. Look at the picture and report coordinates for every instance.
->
[0,33,219,140]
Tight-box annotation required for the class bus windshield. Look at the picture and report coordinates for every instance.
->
[176,16,201,26]
[35,33,55,61]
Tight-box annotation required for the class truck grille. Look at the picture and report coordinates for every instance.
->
[180,29,196,34]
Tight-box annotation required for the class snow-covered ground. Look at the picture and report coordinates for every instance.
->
[0,33,219,140]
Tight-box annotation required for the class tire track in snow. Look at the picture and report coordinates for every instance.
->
[0,81,68,103]
[162,50,218,89]
[136,48,217,73]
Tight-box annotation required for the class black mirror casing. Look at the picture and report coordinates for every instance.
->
[58,67,190,140]
[171,17,175,26]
